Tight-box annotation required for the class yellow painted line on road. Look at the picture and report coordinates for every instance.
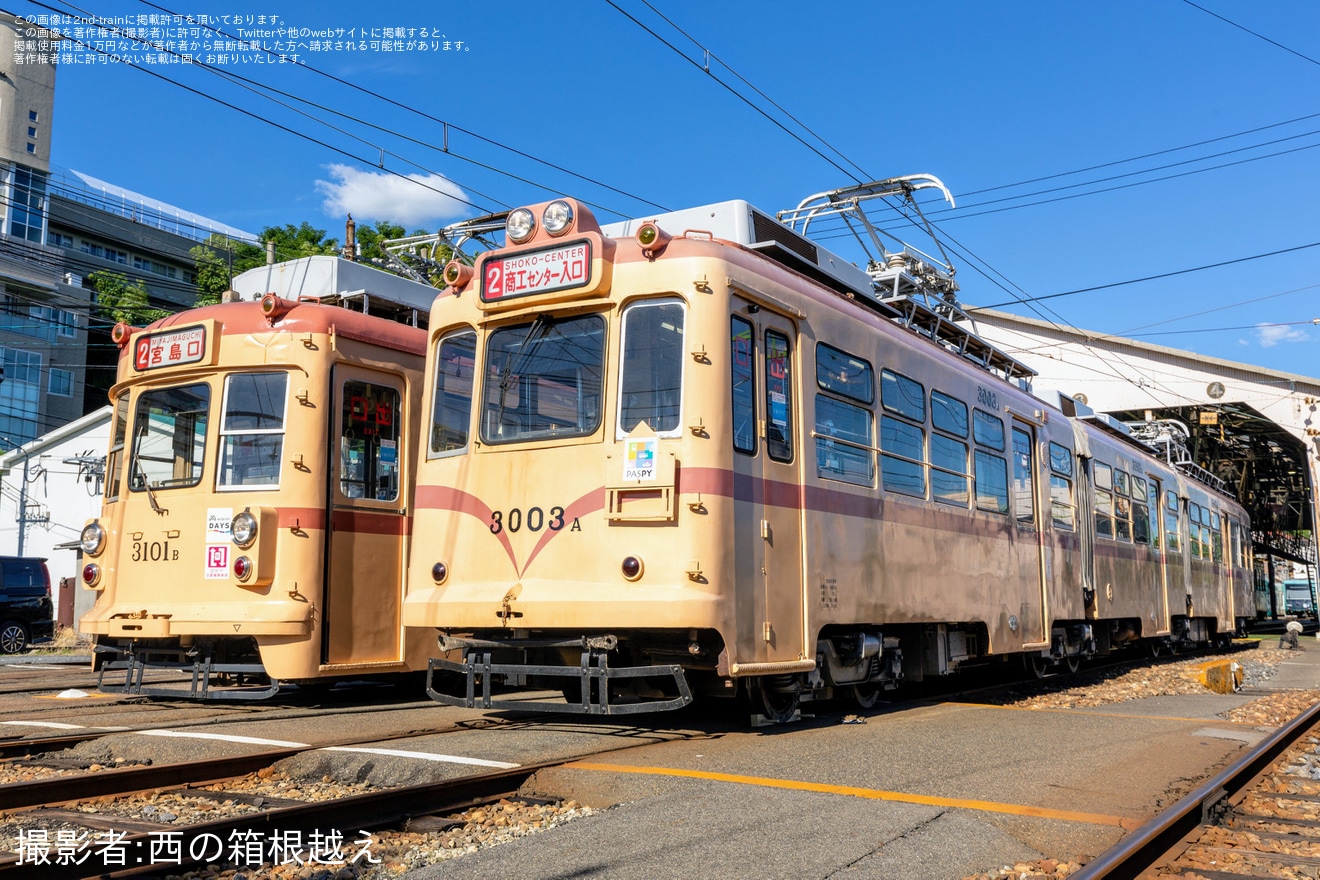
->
[567,761,1140,830]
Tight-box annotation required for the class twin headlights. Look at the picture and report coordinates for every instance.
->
[506,200,575,244]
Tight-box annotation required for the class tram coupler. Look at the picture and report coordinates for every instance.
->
[426,634,693,715]
[94,644,280,701]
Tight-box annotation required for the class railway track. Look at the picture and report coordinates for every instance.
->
[0,759,551,879]
[0,711,668,880]
[1074,697,1320,878]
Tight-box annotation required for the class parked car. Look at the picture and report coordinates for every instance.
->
[1284,579,1316,619]
[0,556,54,653]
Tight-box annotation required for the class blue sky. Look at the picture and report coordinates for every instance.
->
[24,0,1320,378]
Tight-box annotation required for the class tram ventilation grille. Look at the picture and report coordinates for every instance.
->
[752,211,818,265]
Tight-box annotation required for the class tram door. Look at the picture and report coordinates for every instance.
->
[322,367,408,666]
[732,305,805,665]
[1010,422,1049,648]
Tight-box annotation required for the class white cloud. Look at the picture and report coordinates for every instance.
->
[1255,323,1311,348]
[315,164,469,228]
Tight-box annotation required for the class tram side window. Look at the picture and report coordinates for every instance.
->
[104,394,129,502]
[1048,442,1075,530]
[339,380,401,502]
[1093,462,1114,539]
[814,343,873,486]
[430,330,476,455]
[1164,491,1181,553]
[731,317,756,455]
[131,383,210,491]
[1211,511,1223,563]
[1010,427,1035,530]
[1147,482,1161,549]
[1198,507,1211,560]
[765,330,793,463]
[880,369,926,498]
[973,409,1008,514]
[1188,503,1203,558]
[1132,476,1150,544]
[218,372,288,490]
[1231,519,1244,567]
[930,390,969,506]
[482,315,605,443]
[1113,469,1132,542]
[619,300,685,437]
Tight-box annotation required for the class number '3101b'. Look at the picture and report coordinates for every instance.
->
[132,540,178,562]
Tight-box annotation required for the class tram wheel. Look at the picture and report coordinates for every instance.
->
[752,676,801,724]
[1027,654,1051,679]
[1064,654,1081,674]
[850,682,882,710]
[1146,641,1164,658]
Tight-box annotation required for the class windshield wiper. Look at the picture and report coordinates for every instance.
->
[493,314,555,433]
[132,454,166,515]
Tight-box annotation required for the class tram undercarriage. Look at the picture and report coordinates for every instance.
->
[93,636,279,700]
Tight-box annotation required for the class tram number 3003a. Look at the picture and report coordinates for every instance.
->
[131,540,178,562]
[489,506,580,535]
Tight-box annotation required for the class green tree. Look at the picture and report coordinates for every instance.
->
[263,222,339,261]
[352,219,458,287]
[189,234,264,306]
[189,223,339,306]
[85,271,169,325]
[353,219,409,264]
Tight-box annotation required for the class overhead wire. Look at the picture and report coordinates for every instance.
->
[600,0,863,185]
[28,0,503,217]
[606,2,1232,408]
[133,0,671,215]
[1178,0,1320,68]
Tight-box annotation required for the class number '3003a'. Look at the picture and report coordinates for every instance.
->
[489,506,566,534]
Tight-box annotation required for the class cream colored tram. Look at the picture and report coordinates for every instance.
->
[403,196,1250,718]
[79,293,431,698]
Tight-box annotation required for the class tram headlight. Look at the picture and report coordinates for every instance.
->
[233,556,253,581]
[81,563,101,587]
[431,562,448,584]
[506,208,536,244]
[621,555,644,581]
[542,200,574,236]
[231,510,258,548]
[80,521,106,556]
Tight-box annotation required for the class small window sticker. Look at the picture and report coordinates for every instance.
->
[204,545,229,580]
[206,508,233,542]
[623,438,657,481]
[770,391,788,428]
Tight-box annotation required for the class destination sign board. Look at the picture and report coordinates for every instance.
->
[133,325,207,371]
[481,240,592,302]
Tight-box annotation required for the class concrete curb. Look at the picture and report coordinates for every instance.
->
[0,653,92,666]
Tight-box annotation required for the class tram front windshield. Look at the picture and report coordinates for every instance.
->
[481,314,604,443]
[130,383,210,491]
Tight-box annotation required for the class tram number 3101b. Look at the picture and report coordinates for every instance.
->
[131,540,179,562]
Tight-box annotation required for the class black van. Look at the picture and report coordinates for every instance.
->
[0,556,54,653]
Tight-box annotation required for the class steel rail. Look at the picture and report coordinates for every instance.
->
[1072,697,1320,879]
[0,760,551,879]
[0,732,110,760]
[0,712,519,813]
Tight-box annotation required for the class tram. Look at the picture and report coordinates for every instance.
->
[402,182,1252,718]
[79,266,433,698]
